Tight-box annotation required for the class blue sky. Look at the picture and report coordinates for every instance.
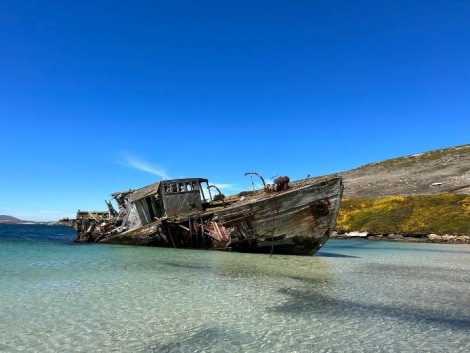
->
[1,0,469,221]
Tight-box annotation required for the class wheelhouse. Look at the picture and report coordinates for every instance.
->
[159,178,209,217]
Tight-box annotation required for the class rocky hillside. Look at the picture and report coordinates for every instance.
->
[333,144,470,241]
[338,144,470,199]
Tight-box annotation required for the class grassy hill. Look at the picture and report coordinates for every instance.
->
[334,144,470,239]
[336,194,470,235]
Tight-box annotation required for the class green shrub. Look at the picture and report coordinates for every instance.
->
[336,194,470,234]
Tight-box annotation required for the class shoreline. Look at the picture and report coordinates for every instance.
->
[331,231,470,244]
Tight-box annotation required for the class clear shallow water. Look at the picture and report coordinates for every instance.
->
[1,225,469,352]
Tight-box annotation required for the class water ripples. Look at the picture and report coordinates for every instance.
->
[1,226,470,352]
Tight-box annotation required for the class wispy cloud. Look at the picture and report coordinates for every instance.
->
[120,153,170,179]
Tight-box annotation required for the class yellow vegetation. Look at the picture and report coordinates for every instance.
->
[336,194,470,234]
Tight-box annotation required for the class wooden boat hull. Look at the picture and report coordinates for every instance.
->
[215,177,343,255]
[75,176,343,256]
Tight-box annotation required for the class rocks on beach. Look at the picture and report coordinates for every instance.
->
[332,231,470,244]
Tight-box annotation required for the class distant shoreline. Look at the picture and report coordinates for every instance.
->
[331,231,470,244]
[0,221,71,226]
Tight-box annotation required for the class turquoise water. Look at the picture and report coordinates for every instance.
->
[1,225,469,352]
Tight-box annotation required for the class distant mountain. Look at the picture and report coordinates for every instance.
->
[0,215,35,224]
[0,215,22,222]
[338,144,470,199]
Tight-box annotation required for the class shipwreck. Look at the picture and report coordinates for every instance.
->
[74,174,343,256]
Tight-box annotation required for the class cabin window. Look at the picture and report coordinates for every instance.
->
[163,181,202,194]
